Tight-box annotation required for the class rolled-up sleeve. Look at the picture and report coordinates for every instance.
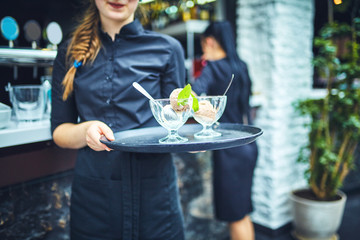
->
[51,43,78,134]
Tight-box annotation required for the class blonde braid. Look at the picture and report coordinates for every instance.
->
[62,1,101,100]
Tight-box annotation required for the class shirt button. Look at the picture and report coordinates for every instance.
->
[109,123,113,128]
[106,76,110,81]
[106,99,111,104]
[109,57,113,61]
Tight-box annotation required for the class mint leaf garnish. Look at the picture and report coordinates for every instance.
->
[177,84,191,106]
[177,84,199,112]
[191,93,199,112]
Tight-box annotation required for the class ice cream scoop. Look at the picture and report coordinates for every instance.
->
[194,100,217,123]
[169,88,190,112]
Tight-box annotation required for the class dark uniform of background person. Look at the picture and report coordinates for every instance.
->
[192,21,258,240]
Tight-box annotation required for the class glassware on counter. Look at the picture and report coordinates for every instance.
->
[41,75,52,117]
[7,84,45,122]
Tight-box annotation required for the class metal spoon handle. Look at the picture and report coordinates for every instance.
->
[132,82,155,101]
[223,74,234,96]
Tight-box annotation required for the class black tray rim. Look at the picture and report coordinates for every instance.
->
[100,123,263,153]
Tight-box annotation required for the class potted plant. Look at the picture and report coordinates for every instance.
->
[313,22,352,88]
[290,18,360,240]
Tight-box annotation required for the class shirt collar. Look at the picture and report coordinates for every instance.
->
[118,19,144,37]
[99,19,144,41]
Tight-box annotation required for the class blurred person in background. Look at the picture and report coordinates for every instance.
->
[192,21,258,240]
[51,0,186,239]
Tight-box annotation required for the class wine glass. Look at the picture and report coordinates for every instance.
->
[149,97,193,144]
[192,96,227,139]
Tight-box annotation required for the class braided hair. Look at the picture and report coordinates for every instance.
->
[61,0,145,100]
[62,0,101,100]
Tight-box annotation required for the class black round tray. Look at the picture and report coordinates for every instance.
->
[100,123,262,153]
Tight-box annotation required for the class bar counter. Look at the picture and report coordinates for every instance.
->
[0,119,51,148]
[0,118,77,188]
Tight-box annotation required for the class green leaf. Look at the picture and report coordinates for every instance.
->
[177,84,199,112]
[177,84,191,106]
[191,93,199,112]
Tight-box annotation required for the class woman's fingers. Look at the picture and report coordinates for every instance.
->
[101,143,113,152]
[86,121,114,151]
[100,124,115,141]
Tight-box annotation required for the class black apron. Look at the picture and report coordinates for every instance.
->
[70,149,184,240]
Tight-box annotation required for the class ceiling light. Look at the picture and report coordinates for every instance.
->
[139,0,155,4]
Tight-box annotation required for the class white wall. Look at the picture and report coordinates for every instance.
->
[236,0,314,229]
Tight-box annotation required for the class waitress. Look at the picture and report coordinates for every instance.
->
[192,21,259,240]
[51,0,185,239]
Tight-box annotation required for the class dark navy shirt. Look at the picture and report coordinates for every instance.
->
[51,19,185,133]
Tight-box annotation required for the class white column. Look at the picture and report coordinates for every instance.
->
[236,0,314,229]
[215,0,226,21]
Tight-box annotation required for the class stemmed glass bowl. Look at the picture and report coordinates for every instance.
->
[192,96,227,139]
[149,97,193,144]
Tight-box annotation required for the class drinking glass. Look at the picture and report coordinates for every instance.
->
[192,96,227,139]
[150,97,193,144]
[9,85,45,121]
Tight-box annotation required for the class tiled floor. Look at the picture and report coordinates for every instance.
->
[0,153,359,239]
[176,152,360,240]
[184,189,360,240]
[242,189,360,240]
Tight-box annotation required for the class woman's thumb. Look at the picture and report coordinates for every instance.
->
[100,124,115,141]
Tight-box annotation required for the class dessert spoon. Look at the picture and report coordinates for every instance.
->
[223,74,234,96]
[132,82,178,120]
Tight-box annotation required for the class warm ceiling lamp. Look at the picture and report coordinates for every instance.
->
[334,0,342,5]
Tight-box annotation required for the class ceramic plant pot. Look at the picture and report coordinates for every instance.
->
[290,188,346,240]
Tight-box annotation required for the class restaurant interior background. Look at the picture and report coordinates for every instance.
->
[0,0,359,239]
[0,0,355,103]
[0,0,236,106]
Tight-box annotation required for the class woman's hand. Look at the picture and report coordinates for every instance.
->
[85,121,115,151]
[53,121,114,151]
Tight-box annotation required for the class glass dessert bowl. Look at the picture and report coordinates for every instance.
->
[192,95,227,139]
[149,97,193,144]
